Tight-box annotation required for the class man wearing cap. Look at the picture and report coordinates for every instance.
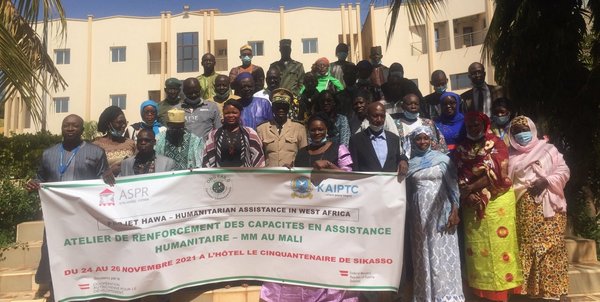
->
[270,39,305,95]
[155,108,204,170]
[197,53,221,100]
[229,44,265,85]
[158,78,182,124]
[369,46,389,88]
[176,77,222,139]
[236,72,272,130]
[257,88,307,167]
[330,43,356,89]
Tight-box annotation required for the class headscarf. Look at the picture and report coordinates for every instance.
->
[454,112,512,219]
[235,72,253,83]
[434,92,464,149]
[407,126,460,231]
[140,100,161,136]
[508,116,570,217]
[315,57,330,66]
[464,111,491,133]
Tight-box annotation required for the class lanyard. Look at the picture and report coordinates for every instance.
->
[59,144,81,175]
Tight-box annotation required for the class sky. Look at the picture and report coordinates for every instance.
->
[59,0,380,22]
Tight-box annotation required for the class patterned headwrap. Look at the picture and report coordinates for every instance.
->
[408,126,434,158]
[315,57,330,66]
[464,111,491,132]
[235,72,253,84]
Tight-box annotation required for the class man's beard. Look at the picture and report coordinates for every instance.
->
[166,129,185,146]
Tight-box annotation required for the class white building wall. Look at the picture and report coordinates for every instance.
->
[16,2,490,134]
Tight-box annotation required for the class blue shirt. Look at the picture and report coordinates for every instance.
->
[240,97,272,130]
[369,129,388,168]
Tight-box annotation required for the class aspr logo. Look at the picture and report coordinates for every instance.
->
[99,188,115,206]
[291,176,313,199]
[205,175,232,199]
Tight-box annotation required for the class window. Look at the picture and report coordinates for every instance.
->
[450,73,471,90]
[248,41,264,56]
[148,43,161,74]
[148,90,161,102]
[463,27,474,47]
[110,94,127,109]
[302,38,318,54]
[55,49,70,64]
[54,97,69,113]
[177,32,199,73]
[214,39,228,72]
[111,47,126,62]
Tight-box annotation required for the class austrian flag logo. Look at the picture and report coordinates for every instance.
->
[78,283,90,290]
[99,188,115,206]
[339,270,349,277]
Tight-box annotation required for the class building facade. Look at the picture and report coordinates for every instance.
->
[3,0,494,135]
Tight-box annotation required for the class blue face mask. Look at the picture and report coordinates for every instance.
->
[434,85,447,93]
[336,52,348,61]
[241,55,252,64]
[403,111,419,120]
[309,136,328,146]
[492,115,510,126]
[514,131,533,146]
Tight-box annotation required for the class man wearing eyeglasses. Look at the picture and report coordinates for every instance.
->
[460,62,504,116]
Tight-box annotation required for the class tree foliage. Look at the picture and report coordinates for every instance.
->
[0,0,67,126]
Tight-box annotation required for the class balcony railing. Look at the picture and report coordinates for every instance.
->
[409,28,488,56]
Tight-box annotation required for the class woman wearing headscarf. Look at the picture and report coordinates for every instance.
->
[202,99,265,168]
[508,116,570,301]
[435,92,465,153]
[292,113,353,171]
[454,112,522,302]
[315,90,351,147]
[126,100,166,141]
[406,126,464,302]
[93,106,136,176]
[299,57,344,94]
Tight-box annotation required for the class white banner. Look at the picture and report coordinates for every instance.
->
[39,168,406,301]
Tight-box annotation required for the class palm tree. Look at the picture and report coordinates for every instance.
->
[375,0,444,47]
[0,0,67,129]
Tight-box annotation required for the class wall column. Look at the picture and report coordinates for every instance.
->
[426,16,436,94]
[160,12,166,100]
[279,6,285,39]
[209,10,215,55]
[203,11,209,53]
[347,4,355,63]
[369,4,376,47]
[485,0,496,84]
[85,15,93,121]
[3,98,11,135]
[17,99,25,133]
[355,3,362,61]
[166,11,172,77]
[448,18,455,51]
[340,5,347,44]
[10,95,18,133]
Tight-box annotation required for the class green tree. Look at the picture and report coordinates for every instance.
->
[0,1,67,127]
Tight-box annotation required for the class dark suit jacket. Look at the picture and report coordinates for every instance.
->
[349,130,406,172]
[460,84,504,113]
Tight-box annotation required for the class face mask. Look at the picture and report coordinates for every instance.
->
[336,52,348,61]
[309,136,328,146]
[467,131,484,141]
[514,131,533,146]
[241,55,252,64]
[492,115,510,126]
[403,111,419,120]
[109,124,125,138]
[390,71,404,78]
[371,59,382,66]
[215,89,231,100]
[434,85,447,93]
[369,124,384,133]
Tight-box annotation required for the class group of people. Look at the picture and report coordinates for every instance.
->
[26,38,571,302]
